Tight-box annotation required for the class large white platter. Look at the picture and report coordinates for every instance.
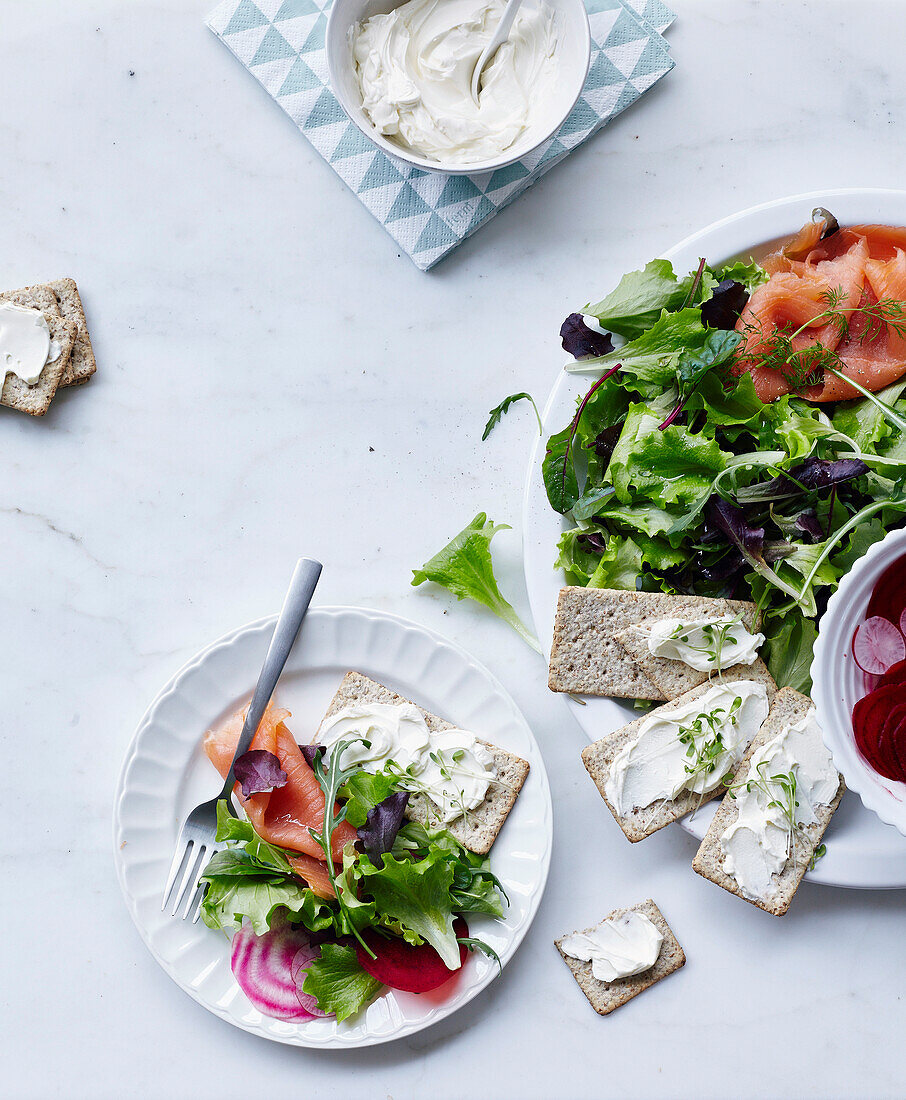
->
[523,188,906,890]
[114,606,552,1047]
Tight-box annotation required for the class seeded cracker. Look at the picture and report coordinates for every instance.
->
[612,596,765,699]
[318,671,529,855]
[555,899,685,1016]
[548,588,761,700]
[692,687,845,915]
[46,279,97,386]
[581,670,777,842]
[0,285,76,416]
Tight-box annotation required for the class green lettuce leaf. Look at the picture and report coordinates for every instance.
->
[832,379,906,452]
[711,259,769,294]
[587,536,643,589]
[412,513,540,653]
[555,529,606,585]
[608,405,731,510]
[583,259,691,339]
[200,876,330,936]
[301,944,383,1023]
[339,770,398,829]
[542,424,580,514]
[356,852,460,969]
[760,612,818,694]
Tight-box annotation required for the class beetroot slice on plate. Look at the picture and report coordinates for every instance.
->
[355,917,469,994]
[853,683,906,780]
[880,702,906,782]
[230,921,327,1020]
[866,556,906,626]
[852,617,906,675]
[879,659,906,690]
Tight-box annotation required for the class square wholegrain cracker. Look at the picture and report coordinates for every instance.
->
[317,671,529,856]
[549,589,761,701]
[612,596,764,700]
[0,286,76,416]
[47,279,96,385]
[692,687,845,915]
[555,899,685,1016]
[581,671,777,842]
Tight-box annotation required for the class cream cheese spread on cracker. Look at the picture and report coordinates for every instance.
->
[719,709,838,902]
[645,615,764,673]
[560,912,663,983]
[352,0,558,166]
[317,702,496,823]
[0,301,61,387]
[606,680,770,815]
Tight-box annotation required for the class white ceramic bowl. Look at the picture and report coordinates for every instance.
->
[326,0,591,175]
[813,528,906,835]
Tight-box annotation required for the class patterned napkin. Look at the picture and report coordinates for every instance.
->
[206,0,676,270]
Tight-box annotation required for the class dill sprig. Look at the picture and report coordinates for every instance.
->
[736,286,906,392]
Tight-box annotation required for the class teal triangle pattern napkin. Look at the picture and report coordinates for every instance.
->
[206,0,675,270]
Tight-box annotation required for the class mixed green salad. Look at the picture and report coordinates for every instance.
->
[540,255,906,693]
[201,740,505,1022]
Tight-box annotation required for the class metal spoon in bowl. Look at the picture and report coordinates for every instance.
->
[470,0,524,105]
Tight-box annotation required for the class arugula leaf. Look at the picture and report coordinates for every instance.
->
[583,259,691,339]
[571,484,616,521]
[412,513,541,653]
[301,944,383,1023]
[356,852,461,969]
[659,328,743,429]
[482,392,542,441]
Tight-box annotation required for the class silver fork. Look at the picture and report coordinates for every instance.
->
[161,557,323,922]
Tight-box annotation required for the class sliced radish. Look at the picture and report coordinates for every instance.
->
[355,917,469,994]
[230,921,327,1020]
[852,617,906,675]
[900,606,906,639]
[290,945,331,1017]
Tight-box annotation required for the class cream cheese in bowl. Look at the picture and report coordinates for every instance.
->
[351,0,559,167]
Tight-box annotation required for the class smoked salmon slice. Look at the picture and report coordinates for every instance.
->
[203,704,358,899]
[733,219,906,402]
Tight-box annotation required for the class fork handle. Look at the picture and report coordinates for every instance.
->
[219,557,323,798]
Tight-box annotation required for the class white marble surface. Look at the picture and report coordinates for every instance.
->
[4,1,906,1096]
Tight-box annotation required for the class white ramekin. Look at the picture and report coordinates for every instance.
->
[813,527,906,835]
[326,0,591,176]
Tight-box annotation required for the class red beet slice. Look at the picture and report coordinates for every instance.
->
[879,659,906,690]
[852,617,906,675]
[876,704,906,780]
[853,683,906,779]
[867,556,906,626]
[880,702,906,781]
[355,917,469,994]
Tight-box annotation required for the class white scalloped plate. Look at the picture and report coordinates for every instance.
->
[114,606,552,1048]
[523,188,906,889]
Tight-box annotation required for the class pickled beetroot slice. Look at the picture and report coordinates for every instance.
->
[867,557,906,625]
[355,917,469,993]
[880,659,906,690]
[852,683,906,781]
[879,702,906,781]
[852,617,906,675]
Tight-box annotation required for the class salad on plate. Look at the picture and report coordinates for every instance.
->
[542,208,906,695]
[196,675,527,1023]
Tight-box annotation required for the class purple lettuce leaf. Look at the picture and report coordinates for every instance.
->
[795,508,825,541]
[300,744,325,770]
[735,457,868,504]
[700,279,749,330]
[356,791,410,867]
[233,749,288,798]
[706,497,766,563]
[560,313,614,360]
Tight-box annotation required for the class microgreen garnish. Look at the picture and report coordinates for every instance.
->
[725,760,804,861]
[676,696,742,785]
[666,615,746,672]
[307,738,375,958]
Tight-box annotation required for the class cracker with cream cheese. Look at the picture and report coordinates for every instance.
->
[548,587,763,700]
[581,671,777,842]
[692,687,844,916]
[555,899,685,1016]
[0,286,76,416]
[317,671,529,856]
